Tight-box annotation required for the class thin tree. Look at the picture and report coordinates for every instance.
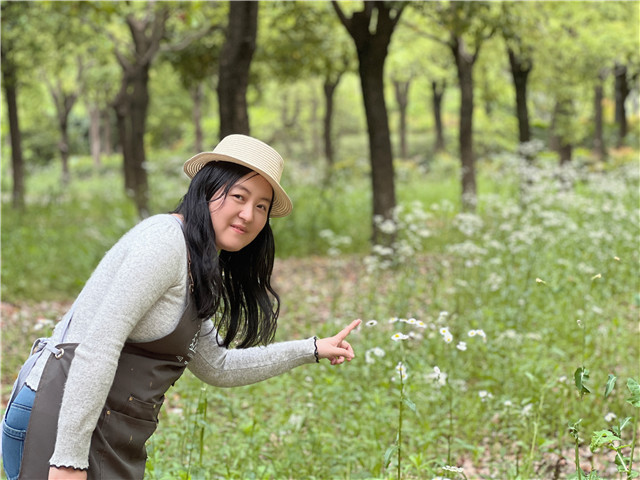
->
[110,4,169,218]
[415,2,497,210]
[432,80,447,152]
[332,0,406,245]
[393,78,411,159]
[44,58,84,185]
[614,63,630,148]
[162,2,225,152]
[1,2,31,209]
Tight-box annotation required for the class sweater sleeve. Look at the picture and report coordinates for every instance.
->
[187,321,317,388]
[48,221,186,470]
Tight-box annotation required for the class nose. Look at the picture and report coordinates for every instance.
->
[238,204,254,222]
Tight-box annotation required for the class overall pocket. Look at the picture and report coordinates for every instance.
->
[90,405,159,480]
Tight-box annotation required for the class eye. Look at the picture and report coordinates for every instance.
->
[231,194,245,201]
[257,204,268,212]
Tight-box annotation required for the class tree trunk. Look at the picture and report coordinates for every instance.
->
[217,1,258,139]
[332,1,404,246]
[432,80,446,153]
[191,82,204,152]
[59,123,70,186]
[551,99,573,164]
[614,63,629,148]
[89,104,102,167]
[102,109,113,156]
[507,46,532,144]
[360,53,397,245]
[310,88,320,160]
[114,65,150,217]
[278,91,300,158]
[323,75,340,169]
[393,79,410,159]
[1,45,25,209]
[50,86,78,186]
[112,8,168,218]
[450,36,477,211]
[593,71,606,161]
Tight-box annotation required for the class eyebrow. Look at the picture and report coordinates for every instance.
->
[232,184,273,204]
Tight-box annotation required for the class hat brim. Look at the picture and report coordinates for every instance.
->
[183,152,293,218]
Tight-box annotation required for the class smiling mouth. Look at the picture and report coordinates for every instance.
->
[231,224,246,233]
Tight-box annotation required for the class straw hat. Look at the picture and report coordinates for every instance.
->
[183,134,293,217]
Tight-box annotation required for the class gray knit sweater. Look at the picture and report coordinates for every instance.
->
[25,214,317,470]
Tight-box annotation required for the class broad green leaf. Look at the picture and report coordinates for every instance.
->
[590,429,620,452]
[604,374,617,398]
[574,367,591,396]
[383,444,398,468]
[619,416,632,432]
[403,397,417,414]
[626,378,640,407]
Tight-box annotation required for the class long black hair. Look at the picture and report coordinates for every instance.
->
[172,161,279,348]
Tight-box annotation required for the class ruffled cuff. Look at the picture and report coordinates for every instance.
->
[313,336,319,363]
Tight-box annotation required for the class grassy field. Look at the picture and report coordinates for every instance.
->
[1,144,638,479]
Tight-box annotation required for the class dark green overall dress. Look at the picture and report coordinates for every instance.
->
[18,281,200,479]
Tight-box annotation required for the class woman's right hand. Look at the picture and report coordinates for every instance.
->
[49,466,88,480]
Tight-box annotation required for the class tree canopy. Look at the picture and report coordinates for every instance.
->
[2,1,638,229]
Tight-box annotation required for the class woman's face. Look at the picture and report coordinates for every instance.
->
[208,172,273,252]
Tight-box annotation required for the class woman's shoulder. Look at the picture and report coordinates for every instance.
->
[120,214,186,251]
[130,214,182,234]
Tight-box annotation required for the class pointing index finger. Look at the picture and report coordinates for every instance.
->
[336,319,361,340]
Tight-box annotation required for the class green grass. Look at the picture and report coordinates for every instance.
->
[1,148,639,479]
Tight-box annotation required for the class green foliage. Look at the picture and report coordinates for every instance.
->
[627,378,640,408]
[2,150,637,479]
[1,1,639,476]
[1,155,138,301]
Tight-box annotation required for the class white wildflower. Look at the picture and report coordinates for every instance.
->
[467,329,486,339]
[478,390,493,401]
[365,320,378,327]
[604,412,617,422]
[395,362,408,381]
[456,342,467,351]
[391,332,409,342]
[378,219,397,235]
[429,366,447,386]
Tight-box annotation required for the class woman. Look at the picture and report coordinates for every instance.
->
[1,134,360,480]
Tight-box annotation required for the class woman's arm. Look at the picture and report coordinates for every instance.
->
[49,466,87,480]
[188,319,361,387]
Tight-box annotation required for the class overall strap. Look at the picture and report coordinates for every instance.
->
[4,303,77,411]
